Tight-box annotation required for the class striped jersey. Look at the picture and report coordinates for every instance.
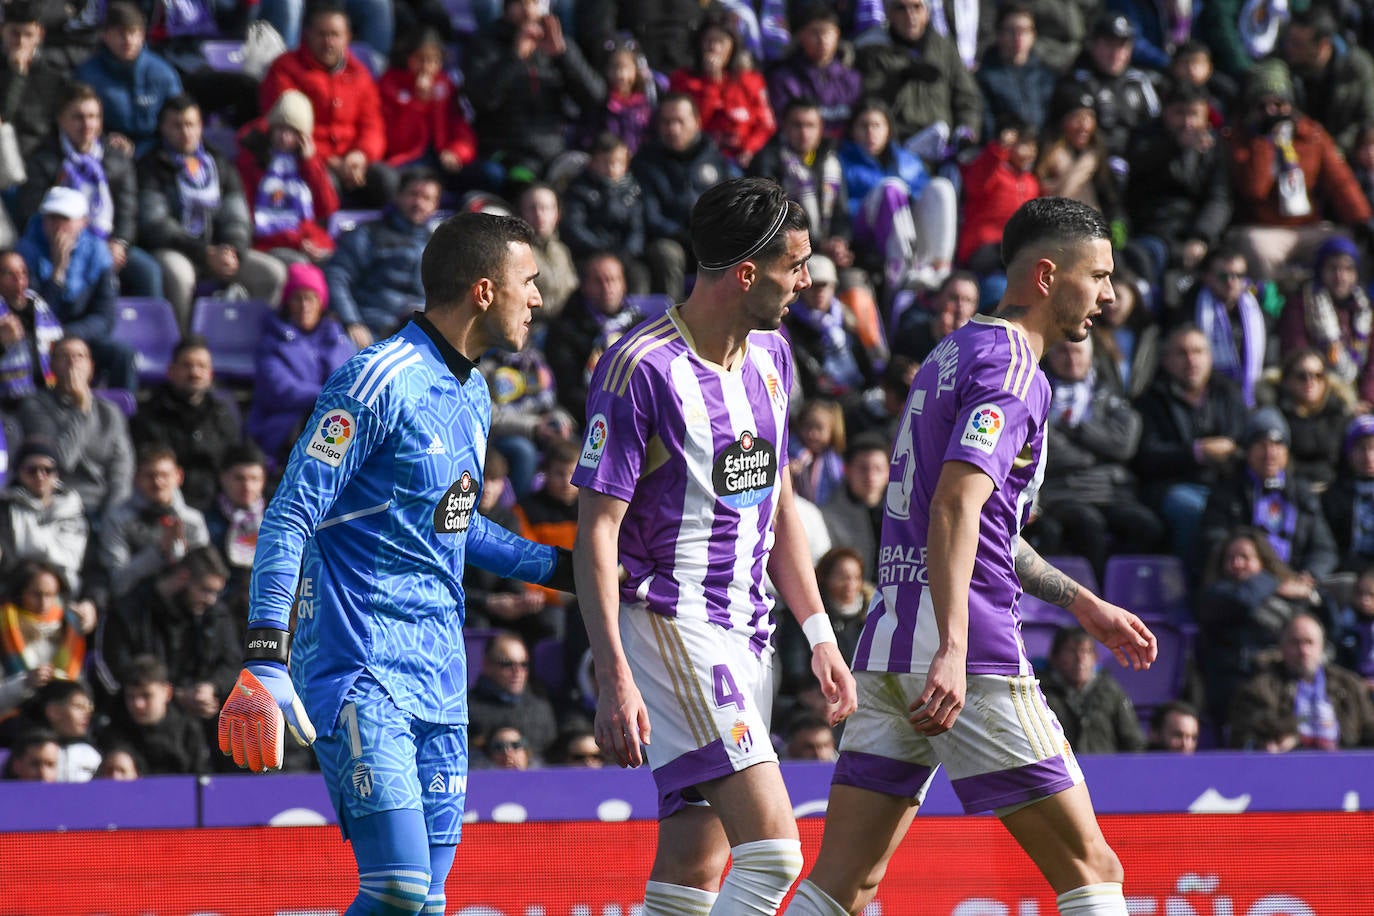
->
[250,316,559,736]
[853,316,1051,676]
[571,307,793,655]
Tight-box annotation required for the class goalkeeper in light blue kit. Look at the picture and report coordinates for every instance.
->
[217,211,574,915]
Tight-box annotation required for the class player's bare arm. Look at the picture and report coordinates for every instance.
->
[573,488,652,768]
[1014,539,1158,670]
[768,473,858,726]
[913,461,994,735]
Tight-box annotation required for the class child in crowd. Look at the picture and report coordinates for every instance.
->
[237,90,338,265]
[789,398,846,506]
[379,28,477,182]
[34,679,101,782]
[578,38,654,156]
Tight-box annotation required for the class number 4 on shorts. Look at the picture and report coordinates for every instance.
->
[712,664,745,711]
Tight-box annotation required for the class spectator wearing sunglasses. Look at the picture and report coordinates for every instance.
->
[466,631,558,759]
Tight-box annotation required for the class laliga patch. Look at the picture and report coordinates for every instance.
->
[580,413,608,469]
[307,408,356,467]
[960,403,1005,454]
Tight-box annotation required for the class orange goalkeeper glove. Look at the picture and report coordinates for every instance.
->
[218,662,317,772]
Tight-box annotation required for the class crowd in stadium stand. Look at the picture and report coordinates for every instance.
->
[3,0,1374,781]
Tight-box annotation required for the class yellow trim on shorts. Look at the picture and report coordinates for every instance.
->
[1021,677,1059,760]
[1009,677,1047,759]
[649,614,714,747]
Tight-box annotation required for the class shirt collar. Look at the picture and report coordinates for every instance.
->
[410,312,478,382]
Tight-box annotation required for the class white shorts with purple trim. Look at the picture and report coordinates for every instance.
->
[834,671,1084,813]
[620,605,778,820]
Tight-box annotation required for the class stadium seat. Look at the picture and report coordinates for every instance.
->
[189,298,272,383]
[1098,620,1191,712]
[112,297,180,385]
[328,209,382,238]
[531,637,565,695]
[1044,554,1099,594]
[1019,620,1062,668]
[1103,554,1190,621]
[93,388,137,418]
[200,40,245,72]
[202,120,239,159]
[350,41,381,76]
[624,293,674,319]
[464,628,498,687]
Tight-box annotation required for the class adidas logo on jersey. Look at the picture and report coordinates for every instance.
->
[426,434,446,455]
[428,772,467,795]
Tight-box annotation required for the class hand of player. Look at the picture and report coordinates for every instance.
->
[909,646,965,736]
[1075,596,1156,670]
[593,667,651,768]
[218,661,317,772]
[810,642,857,726]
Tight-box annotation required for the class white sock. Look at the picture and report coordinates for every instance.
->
[1057,882,1128,915]
[784,879,849,915]
[643,880,717,916]
[709,838,805,915]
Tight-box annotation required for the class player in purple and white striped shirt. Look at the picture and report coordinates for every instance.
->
[573,178,856,916]
[786,199,1158,916]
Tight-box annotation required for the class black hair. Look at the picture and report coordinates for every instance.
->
[1163,81,1210,109]
[177,545,230,583]
[844,431,891,463]
[1289,6,1337,41]
[304,0,348,29]
[589,131,627,156]
[1173,39,1211,60]
[104,1,145,30]
[1000,197,1111,270]
[397,167,443,194]
[1049,625,1092,657]
[172,333,210,362]
[782,95,822,120]
[996,2,1036,28]
[1149,700,1199,733]
[123,654,170,688]
[157,93,200,125]
[420,212,535,312]
[3,727,59,778]
[222,441,267,470]
[135,443,179,471]
[37,678,92,706]
[690,177,807,273]
[9,557,69,600]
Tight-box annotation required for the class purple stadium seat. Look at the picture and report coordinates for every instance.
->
[1044,554,1099,594]
[624,294,674,319]
[1097,621,1191,711]
[1019,621,1063,667]
[464,628,498,687]
[438,0,478,33]
[1103,554,1190,621]
[531,637,565,695]
[201,40,245,72]
[112,296,180,385]
[93,388,137,417]
[328,209,383,238]
[189,298,272,383]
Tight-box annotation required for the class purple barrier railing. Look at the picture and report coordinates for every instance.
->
[2,751,1370,832]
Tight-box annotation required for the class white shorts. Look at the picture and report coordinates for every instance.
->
[835,671,1084,814]
[620,605,778,819]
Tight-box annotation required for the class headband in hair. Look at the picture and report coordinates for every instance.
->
[697,202,790,271]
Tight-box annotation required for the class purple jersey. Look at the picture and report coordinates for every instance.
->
[572,308,794,654]
[854,316,1051,676]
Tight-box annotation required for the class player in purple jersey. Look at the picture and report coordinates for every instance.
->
[572,178,857,916]
[785,198,1159,916]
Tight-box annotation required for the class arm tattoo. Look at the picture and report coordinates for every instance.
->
[1014,541,1081,608]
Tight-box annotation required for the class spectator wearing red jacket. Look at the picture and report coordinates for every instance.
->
[378,28,477,183]
[668,10,775,168]
[957,122,1041,271]
[236,90,338,266]
[259,0,395,209]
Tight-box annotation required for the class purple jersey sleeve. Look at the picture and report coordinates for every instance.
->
[943,351,1036,489]
[571,360,653,503]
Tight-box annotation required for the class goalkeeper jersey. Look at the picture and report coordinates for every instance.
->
[249,314,559,736]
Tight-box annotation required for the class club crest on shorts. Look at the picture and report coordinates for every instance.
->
[352,762,373,798]
[731,719,753,752]
[960,403,1004,454]
[307,408,356,467]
